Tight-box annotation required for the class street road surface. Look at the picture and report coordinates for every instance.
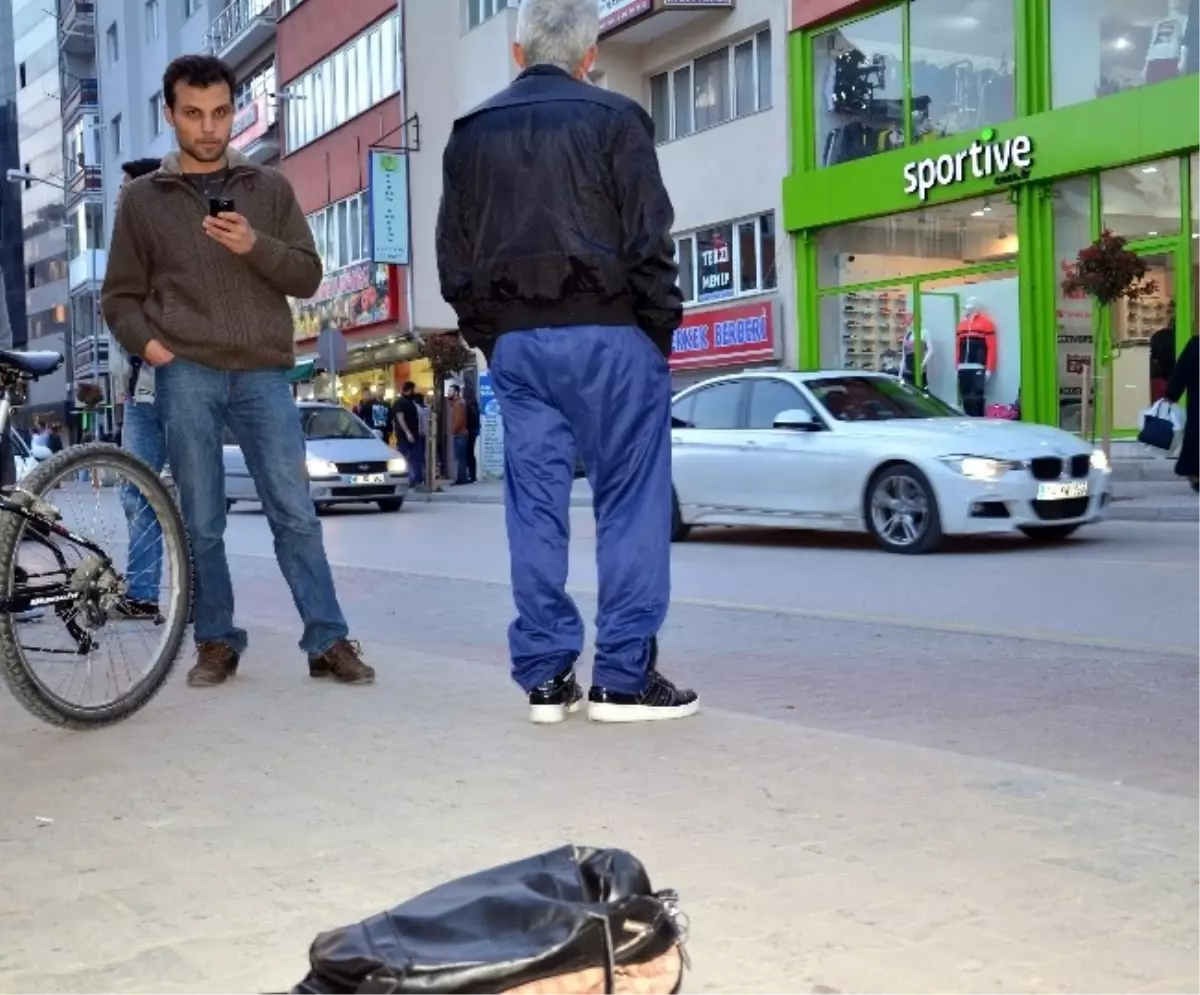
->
[0,502,1195,994]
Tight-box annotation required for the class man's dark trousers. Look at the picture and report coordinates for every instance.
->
[490,324,671,696]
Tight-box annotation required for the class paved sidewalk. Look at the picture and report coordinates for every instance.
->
[431,477,1200,522]
[0,626,1194,995]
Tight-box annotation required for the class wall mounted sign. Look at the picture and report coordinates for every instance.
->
[229,95,271,151]
[368,149,411,266]
[290,262,393,343]
[903,129,1034,202]
[669,300,776,370]
[599,0,652,32]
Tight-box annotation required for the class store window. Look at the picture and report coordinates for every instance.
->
[817,195,1018,288]
[1050,0,1198,108]
[820,285,913,377]
[813,0,1015,168]
[649,29,771,144]
[1100,157,1182,241]
[1052,177,1096,433]
[676,212,777,305]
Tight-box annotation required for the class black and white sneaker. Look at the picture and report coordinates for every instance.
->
[528,669,583,725]
[587,673,700,724]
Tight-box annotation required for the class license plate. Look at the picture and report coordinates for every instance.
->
[351,473,386,485]
[1037,481,1088,501]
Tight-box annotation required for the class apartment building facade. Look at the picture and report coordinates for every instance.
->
[404,0,792,389]
[276,0,409,405]
[93,0,280,424]
[0,0,28,352]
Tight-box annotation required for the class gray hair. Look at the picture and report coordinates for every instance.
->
[516,0,599,74]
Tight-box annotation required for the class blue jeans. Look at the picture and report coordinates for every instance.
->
[120,401,167,602]
[399,435,425,486]
[155,359,348,658]
[453,434,470,484]
[490,325,672,695]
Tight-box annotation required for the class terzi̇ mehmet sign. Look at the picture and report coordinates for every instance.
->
[903,128,1034,202]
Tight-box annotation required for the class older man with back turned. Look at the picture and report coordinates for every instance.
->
[437,0,699,725]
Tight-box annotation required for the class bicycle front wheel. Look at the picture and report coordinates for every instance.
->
[0,443,192,728]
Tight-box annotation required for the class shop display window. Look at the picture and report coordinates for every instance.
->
[1052,177,1097,434]
[1101,157,1182,241]
[1051,0,1198,108]
[676,212,776,304]
[813,0,1016,169]
[817,195,1018,288]
[820,285,913,376]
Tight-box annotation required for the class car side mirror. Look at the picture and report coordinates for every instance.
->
[773,408,819,431]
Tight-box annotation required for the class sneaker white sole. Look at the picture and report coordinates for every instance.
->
[587,699,701,723]
[529,698,583,725]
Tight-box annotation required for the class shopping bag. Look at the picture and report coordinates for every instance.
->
[290,846,688,995]
[1138,400,1183,451]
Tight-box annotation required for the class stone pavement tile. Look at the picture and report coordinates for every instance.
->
[0,631,1196,995]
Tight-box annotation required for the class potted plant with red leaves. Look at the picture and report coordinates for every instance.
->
[1060,229,1159,454]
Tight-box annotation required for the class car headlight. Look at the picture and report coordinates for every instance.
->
[306,457,339,478]
[387,457,408,474]
[939,456,1016,481]
[1089,449,1110,472]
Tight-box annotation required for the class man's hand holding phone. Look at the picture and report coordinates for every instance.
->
[144,340,175,367]
[202,200,257,256]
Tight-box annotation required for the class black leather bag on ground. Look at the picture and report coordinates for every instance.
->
[290,845,688,995]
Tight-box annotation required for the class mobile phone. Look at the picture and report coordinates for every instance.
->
[208,197,235,217]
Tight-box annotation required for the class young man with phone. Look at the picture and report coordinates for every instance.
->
[102,54,374,688]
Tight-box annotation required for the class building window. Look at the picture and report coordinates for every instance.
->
[111,114,123,155]
[145,0,160,39]
[466,0,514,30]
[106,22,119,64]
[1051,0,1198,108]
[149,92,164,137]
[649,29,771,144]
[283,12,402,154]
[283,0,307,10]
[813,0,1015,168]
[675,212,777,305]
[18,62,26,89]
[307,192,369,275]
[184,0,200,18]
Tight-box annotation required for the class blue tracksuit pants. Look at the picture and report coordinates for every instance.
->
[490,324,672,695]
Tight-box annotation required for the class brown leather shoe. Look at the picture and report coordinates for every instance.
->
[187,642,239,687]
[309,639,375,684]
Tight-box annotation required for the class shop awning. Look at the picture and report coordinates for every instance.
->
[286,360,318,384]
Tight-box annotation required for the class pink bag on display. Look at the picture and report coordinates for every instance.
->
[985,403,1019,420]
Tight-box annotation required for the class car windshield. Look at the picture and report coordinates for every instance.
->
[301,406,376,440]
[807,376,961,422]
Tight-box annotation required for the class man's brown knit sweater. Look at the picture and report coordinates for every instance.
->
[101,148,321,371]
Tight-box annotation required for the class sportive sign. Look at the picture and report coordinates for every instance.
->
[903,128,1033,202]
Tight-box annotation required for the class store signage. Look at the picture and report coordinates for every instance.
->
[669,301,776,370]
[903,129,1034,202]
[478,372,505,480]
[290,262,392,343]
[697,227,734,302]
[368,149,411,266]
[229,95,269,151]
[599,0,651,33]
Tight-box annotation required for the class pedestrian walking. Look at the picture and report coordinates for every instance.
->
[448,384,470,485]
[47,423,65,454]
[102,54,374,688]
[465,387,481,483]
[436,0,697,724]
[1164,330,1198,492]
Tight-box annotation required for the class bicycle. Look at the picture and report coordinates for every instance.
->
[0,348,192,728]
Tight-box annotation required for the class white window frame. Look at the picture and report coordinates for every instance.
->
[184,0,200,18]
[674,212,777,305]
[145,0,160,39]
[648,28,772,145]
[111,114,122,155]
[106,23,119,64]
[466,0,515,31]
[149,91,163,136]
[306,191,370,275]
[282,13,403,155]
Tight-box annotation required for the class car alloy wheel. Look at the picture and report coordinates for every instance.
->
[867,465,942,554]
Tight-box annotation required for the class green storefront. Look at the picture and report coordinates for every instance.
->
[784,0,1199,437]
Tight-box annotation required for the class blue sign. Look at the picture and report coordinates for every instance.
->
[368,149,410,266]
[478,372,505,480]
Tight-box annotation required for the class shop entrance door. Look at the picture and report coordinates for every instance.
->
[1107,251,1177,434]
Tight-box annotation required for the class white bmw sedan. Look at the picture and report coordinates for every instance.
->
[669,371,1112,554]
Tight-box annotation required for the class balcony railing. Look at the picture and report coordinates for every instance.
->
[58,0,96,35]
[206,0,277,60]
[62,78,99,122]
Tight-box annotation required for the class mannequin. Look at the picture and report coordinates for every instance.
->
[900,317,934,387]
[1144,0,1189,84]
[955,297,996,417]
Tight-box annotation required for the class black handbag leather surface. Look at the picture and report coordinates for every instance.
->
[290,845,686,994]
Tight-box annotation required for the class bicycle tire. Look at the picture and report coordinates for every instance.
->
[0,443,192,729]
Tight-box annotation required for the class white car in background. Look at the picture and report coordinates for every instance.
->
[669,371,1112,554]
[224,401,409,514]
